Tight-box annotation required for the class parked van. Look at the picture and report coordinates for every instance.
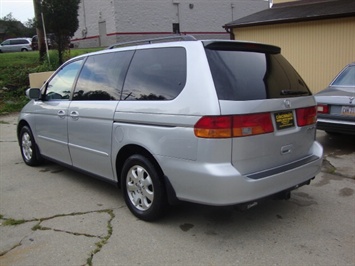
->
[0,38,32,52]
[18,36,323,220]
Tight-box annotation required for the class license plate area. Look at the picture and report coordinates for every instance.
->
[274,111,295,130]
[341,106,355,116]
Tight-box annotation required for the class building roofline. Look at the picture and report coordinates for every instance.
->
[224,0,355,29]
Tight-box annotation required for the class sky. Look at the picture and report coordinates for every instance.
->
[0,0,35,23]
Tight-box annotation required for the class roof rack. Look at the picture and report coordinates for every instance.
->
[107,34,197,49]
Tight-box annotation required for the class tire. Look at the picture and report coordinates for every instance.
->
[121,154,167,221]
[21,48,28,52]
[19,126,43,166]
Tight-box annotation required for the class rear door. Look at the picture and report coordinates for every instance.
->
[204,42,317,175]
[68,51,133,180]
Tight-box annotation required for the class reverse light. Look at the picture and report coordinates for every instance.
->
[296,106,317,127]
[194,113,274,138]
[317,104,329,114]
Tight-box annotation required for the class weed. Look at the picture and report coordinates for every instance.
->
[2,218,26,226]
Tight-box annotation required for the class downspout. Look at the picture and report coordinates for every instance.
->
[82,0,88,38]
[223,26,235,40]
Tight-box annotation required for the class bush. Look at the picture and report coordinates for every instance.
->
[0,57,55,115]
[0,48,101,115]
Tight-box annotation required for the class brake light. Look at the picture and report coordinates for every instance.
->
[296,106,317,127]
[233,113,274,137]
[194,113,274,138]
[317,104,329,114]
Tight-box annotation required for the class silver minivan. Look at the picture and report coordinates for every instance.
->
[0,38,32,52]
[18,36,323,220]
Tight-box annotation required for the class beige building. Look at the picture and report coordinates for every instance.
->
[224,0,355,93]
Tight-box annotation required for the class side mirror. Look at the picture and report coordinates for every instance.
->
[26,88,41,100]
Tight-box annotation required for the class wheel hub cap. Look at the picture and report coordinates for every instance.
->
[126,165,154,211]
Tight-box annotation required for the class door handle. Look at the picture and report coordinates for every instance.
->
[57,110,66,118]
[281,144,293,155]
[70,111,79,120]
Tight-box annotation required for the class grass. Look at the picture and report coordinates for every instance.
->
[0,48,101,68]
[0,48,102,115]
[2,218,27,226]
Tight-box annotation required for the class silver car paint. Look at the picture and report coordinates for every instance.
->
[19,40,323,206]
[315,63,355,134]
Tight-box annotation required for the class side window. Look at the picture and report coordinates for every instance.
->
[2,40,10,45]
[122,47,186,100]
[73,51,133,101]
[44,59,83,101]
[11,39,26,45]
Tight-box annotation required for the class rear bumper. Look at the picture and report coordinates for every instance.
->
[160,141,323,206]
[317,119,355,135]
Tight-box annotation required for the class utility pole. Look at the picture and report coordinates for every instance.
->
[33,0,46,61]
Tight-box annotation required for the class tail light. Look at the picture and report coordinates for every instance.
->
[233,113,274,137]
[317,104,329,114]
[194,113,274,138]
[296,106,317,127]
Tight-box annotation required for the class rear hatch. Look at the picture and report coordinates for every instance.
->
[203,41,317,176]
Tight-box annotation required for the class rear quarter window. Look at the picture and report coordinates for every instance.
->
[122,47,186,100]
[205,48,311,101]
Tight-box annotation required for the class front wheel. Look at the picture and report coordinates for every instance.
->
[19,126,42,166]
[121,154,167,221]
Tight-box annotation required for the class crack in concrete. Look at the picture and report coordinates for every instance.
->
[0,209,115,265]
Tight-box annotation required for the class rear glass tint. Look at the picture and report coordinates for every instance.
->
[205,48,311,100]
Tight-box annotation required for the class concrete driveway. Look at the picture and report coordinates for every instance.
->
[0,113,354,266]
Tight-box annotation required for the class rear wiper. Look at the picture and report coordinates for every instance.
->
[281,90,309,95]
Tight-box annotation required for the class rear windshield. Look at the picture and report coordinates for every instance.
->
[331,65,355,86]
[205,48,311,100]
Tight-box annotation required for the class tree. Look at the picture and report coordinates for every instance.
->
[41,0,80,65]
[24,18,36,38]
[0,13,35,41]
[0,13,24,39]
[33,0,46,61]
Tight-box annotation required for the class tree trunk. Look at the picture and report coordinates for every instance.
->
[33,0,46,61]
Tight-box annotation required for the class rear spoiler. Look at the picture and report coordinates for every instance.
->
[202,41,281,54]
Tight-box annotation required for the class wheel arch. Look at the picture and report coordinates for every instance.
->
[115,144,162,186]
[18,121,43,165]
[17,120,30,144]
[115,144,179,204]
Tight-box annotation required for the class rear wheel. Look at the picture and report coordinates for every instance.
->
[121,154,167,221]
[21,48,28,52]
[19,126,42,166]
